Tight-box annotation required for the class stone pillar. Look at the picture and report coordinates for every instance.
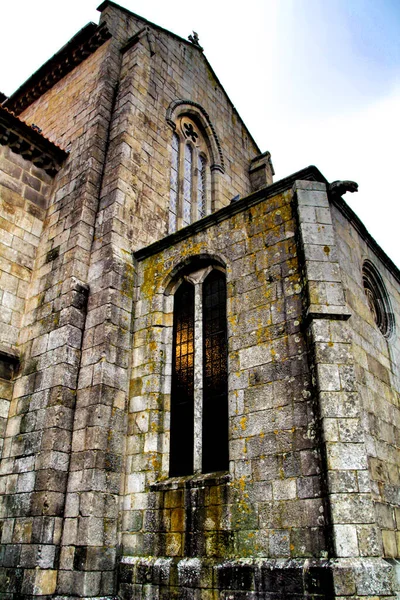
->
[55,20,146,600]
[0,31,124,600]
[293,179,395,597]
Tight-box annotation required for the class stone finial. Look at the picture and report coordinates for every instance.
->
[329,180,358,197]
[188,31,203,51]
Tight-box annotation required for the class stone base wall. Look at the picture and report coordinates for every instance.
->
[118,556,395,599]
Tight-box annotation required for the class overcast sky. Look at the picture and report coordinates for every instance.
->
[1,0,399,267]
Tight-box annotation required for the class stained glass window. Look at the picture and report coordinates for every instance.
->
[202,270,228,473]
[197,155,206,219]
[169,117,211,232]
[183,144,193,226]
[169,133,179,233]
[169,269,229,477]
[170,281,195,476]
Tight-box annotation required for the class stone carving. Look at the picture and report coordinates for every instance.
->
[188,31,203,50]
[183,121,198,143]
[329,179,358,197]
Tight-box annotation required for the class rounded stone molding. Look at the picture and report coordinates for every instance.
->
[362,259,395,338]
[166,99,225,172]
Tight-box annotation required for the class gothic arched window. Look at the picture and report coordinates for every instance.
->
[169,267,229,477]
[168,116,211,233]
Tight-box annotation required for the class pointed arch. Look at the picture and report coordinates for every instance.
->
[166,99,225,173]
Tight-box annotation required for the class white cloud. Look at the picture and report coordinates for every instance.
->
[267,84,400,267]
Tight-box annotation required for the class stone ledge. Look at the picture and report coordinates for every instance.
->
[307,305,352,321]
[150,471,230,492]
[118,556,396,598]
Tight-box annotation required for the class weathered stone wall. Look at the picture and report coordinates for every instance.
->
[120,184,330,596]
[96,3,261,254]
[117,179,398,599]
[20,42,112,151]
[20,4,260,257]
[0,145,51,457]
[0,145,50,352]
[292,180,395,597]
[332,202,400,559]
[0,19,125,598]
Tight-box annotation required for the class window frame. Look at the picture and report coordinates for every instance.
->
[362,259,395,339]
[168,116,212,233]
[168,265,229,477]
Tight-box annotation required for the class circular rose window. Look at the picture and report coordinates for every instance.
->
[362,260,395,338]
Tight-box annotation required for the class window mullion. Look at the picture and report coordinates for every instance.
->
[193,281,203,474]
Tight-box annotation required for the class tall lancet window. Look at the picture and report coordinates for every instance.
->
[169,267,229,477]
[170,281,195,477]
[183,144,193,226]
[169,132,179,233]
[168,116,211,233]
[197,155,206,219]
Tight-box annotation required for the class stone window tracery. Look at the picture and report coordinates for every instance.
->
[169,267,229,477]
[362,260,395,338]
[168,116,211,233]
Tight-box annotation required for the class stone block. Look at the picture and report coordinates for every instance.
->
[327,442,367,471]
[272,479,296,500]
[22,568,57,595]
[334,524,359,557]
[330,494,375,524]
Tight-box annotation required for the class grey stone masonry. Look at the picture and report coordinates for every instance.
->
[293,179,394,594]
[1,0,399,597]
[0,10,126,598]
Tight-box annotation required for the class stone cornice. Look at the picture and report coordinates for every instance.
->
[4,23,111,116]
[0,106,68,175]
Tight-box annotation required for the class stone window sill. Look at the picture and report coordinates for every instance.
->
[150,471,230,492]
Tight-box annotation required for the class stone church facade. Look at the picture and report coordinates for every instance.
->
[0,2,399,598]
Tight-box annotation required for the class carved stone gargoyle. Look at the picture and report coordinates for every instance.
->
[188,31,203,51]
[329,180,358,197]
